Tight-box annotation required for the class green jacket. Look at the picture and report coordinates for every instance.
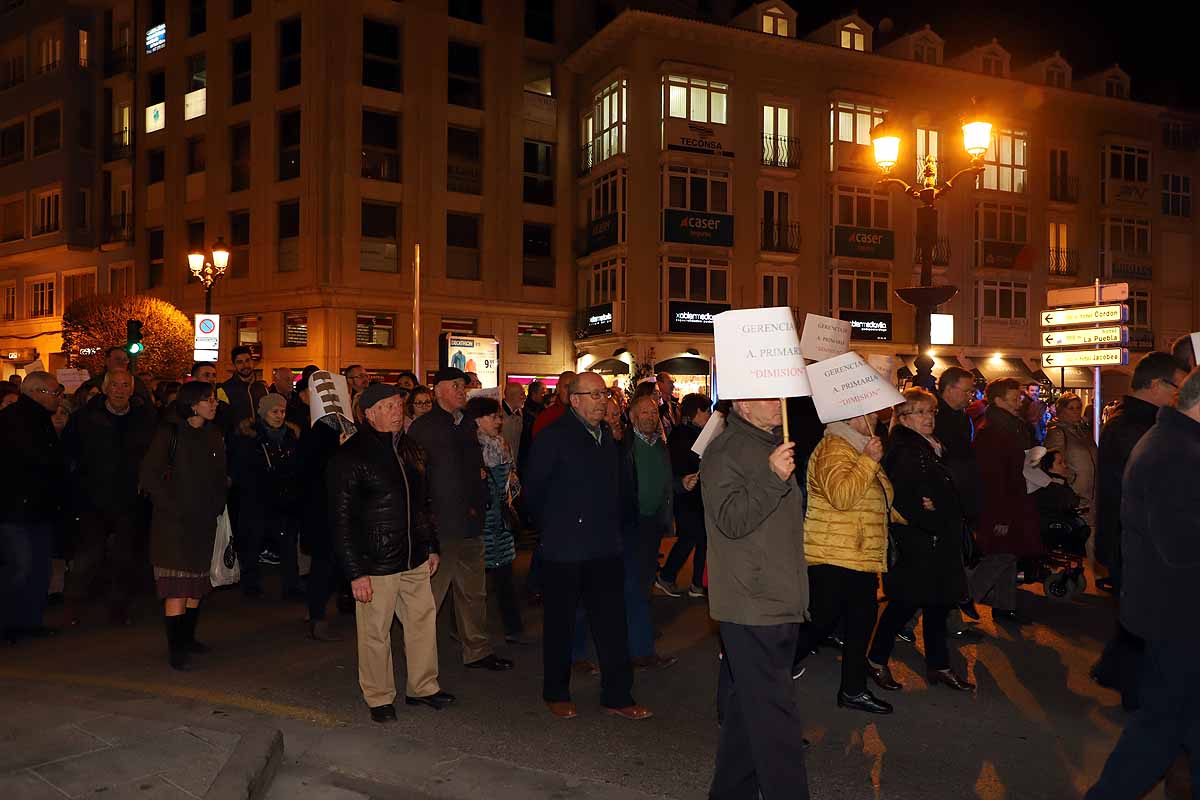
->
[700,411,809,626]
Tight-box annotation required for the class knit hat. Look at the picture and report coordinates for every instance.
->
[359,382,401,412]
[258,393,286,418]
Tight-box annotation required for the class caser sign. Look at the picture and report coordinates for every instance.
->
[834,225,894,260]
[663,209,734,247]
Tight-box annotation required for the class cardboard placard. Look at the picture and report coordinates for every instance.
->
[690,411,726,458]
[56,368,91,394]
[468,386,501,401]
[799,313,852,361]
[712,307,810,400]
[864,354,895,381]
[24,359,46,374]
[807,351,905,424]
[307,370,354,428]
[1190,332,1200,364]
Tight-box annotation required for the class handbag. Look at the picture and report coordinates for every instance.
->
[878,476,900,569]
[210,507,241,587]
[486,469,521,533]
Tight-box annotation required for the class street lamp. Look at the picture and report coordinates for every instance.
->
[187,237,230,315]
[872,109,992,388]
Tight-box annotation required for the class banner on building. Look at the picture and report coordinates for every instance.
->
[712,307,810,400]
[807,350,904,424]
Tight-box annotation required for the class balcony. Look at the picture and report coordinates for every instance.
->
[447,159,482,194]
[33,221,61,236]
[35,59,61,76]
[914,236,951,267]
[361,148,400,182]
[1048,247,1079,276]
[106,129,132,162]
[0,68,24,91]
[105,46,134,77]
[762,134,801,169]
[1049,175,1079,203]
[1128,328,1155,351]
[579,141,594,175]
[761,221,801,253]
[105,214,133,243]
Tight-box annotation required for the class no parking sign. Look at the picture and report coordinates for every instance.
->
[194,314,220,362]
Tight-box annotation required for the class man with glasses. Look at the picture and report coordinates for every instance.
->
[0,372,66,643]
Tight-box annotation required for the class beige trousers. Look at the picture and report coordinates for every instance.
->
[430,537,493,664]
[354,561,440,707]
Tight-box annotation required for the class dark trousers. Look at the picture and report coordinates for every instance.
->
[66,509,140,618]
[1093,623,1146,710]
[869,601,951,672]
[541,555,634,709]
[793,564,877,695]
[487,562,523,636]
[1085,638,1200,799]
[661,512,706,587]
[0,522,53,631]
[237,507,299,595]
[306,551,336,622]
[710,622,811,800]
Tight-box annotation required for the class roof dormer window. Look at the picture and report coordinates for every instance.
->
[913,42,937,64]
[1106,77,1126,99]
[982,54,1002,76]
[840,22,864,51]
[762,6,789,38]
[1046,67,1066,88]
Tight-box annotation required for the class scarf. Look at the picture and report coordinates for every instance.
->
[478,429,512,469]
[921,432,944,457]
[825,420,871,452]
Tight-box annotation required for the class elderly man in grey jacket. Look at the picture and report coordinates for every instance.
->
[701,397,810,800]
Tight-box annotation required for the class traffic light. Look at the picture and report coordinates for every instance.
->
[126,319,144,356]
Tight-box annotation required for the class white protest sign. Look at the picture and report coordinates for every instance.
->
[799,313,852,361]
[468,386,501,401]
[807,351,905,424]
[24,359,46,374]
[1190,332,1200,364]
[307,370,354,428]
[864,354,895,381]
[690,410,726,458]
[56,368,91,394]
[712,307,810,400]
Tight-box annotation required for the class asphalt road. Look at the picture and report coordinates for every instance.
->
[0,551,1161,800]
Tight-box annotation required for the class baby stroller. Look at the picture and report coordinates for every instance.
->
[1019,448,1088,601]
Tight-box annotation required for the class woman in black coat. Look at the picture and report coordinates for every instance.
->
[867,388,973,693]
[139,381,228,670]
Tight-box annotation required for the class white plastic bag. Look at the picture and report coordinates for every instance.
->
[210,507,241,587]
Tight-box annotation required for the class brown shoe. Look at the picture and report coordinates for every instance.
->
[928,668,975,692]
[867,661,903,691]
[604,704,653,721]
[571,660,600,676]
[632,654,679,671]
[546,701,578,719]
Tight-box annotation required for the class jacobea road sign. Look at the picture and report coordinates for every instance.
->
[1042,326,1129,348]
[1040,305,1128,327]
[1041,348,1130,368]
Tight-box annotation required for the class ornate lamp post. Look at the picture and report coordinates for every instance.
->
[187,237,230,315]
[871,111,992,387]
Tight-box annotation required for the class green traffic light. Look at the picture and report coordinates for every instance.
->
[128,342,144,355]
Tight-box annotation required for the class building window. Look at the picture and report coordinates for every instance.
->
[360,202,399,273]
[148,227,164,288]
[1049,221,1070,273]
[0,121,23,166]
[980,129,1028,193]
[78,29,89,68]
[833,184,889,228]
[441,316,477,335]
[975,201,1028,265]
[27,278,54,318]
[0,197,22,242]
[1105,77,1126,99]
[230,210,251,277]
[1046,67,1066,88]
[38,33,62,74]
[981,54,1002,76]
[231,38,251,104]
[1127,290,1150,327]
[236,316,260,357]
[0,51,24,91]
[362,19,402,92]
[665,165,729,212]
[185,52,207,119]
[448,0,482,23]
[32,108,61,156]
[446,212,480,280]
[762,104,794,167]
[147,69,166,106]
[1162,174,1192,217]
[840,22,865,51]
[976,279,1029,320]
[517,322,551,355]
[75,189,89,230]
[664,75,728,125]
[761,7,788,37]
[232,0,251,19]
[63,271,96,306]
[187,218,205,255]
[1105,217,1151,257]
[276,202,298,273]
[525,0,554,42]
[362,110,401,182]
[278,17,301,90]
[522,223,554,287]
[1163,121,1193,150]
[1,284,13,321]
[230,123,250,191]
[34,190,60,235]
[147,147,165,183]
[283,311,307,347]
[1102,143,1150,192]
[586,257,625,308]
[109,265,132,296]
[665,256,729,303]
[829,100,886,170]
[523,140,553,205]
[913,42,937,64]
[187,136,206,173]
[447,126,482,194]
[356,312,394,348]
[581,78,627,171]
[588,169,626,244]
[831,269,889,313]
[761,273,792,308]
[915,127,939,175]
[278,109,300,181]
[448,42,482,109]
[189,0,206,36]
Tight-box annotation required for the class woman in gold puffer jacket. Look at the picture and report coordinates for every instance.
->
[793,413,902,716]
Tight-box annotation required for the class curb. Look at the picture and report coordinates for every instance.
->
[205,727,285,800]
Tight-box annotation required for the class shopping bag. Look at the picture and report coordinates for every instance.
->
[210,507,241,587]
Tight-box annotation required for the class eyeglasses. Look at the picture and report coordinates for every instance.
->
[35,387,64,397]
[901,408,936,417]
[412,399,433,408]
[571,390,610,401]
[1162,379,1180,390]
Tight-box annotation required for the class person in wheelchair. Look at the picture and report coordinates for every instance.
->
[1025,447,1090,556]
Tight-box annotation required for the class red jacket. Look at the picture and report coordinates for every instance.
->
[973,406,1042,557]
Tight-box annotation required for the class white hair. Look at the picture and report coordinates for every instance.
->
[19,371,54,397]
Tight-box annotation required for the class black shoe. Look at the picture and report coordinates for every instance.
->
[242,585,265,600]
[465,654,514,671]
[823,634,845,650]
[369,703,397,723]
[960,600,981,621]
[405,691,457,710]
[896,628,915,644]
[165,616,190,671]
[867,662,903,691]
[993,609,1031,625]
[337,593,356,614]
[928,668,975,692]
[183,607,210,654]
[837,689,893,715]
[949,627,985,641]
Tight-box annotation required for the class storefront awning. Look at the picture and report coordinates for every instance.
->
[971,356,1036,383]
[654,355,710,376]
[587,357,630,376]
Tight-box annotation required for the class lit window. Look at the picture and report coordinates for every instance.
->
[762,7,788,37]
[355,312,394,347]
[581,78,627,171]
[979,129,1028,193]
[27,277,55,318]
[1162,173,1192,218]
[840,22,864,51]
[63,271,96,306]
[828,101,886,170]
[283,311,308,347]
[663,75,728,125]
[35,190,60,234]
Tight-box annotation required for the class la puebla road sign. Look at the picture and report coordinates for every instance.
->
[1042,326,1129,348]
[1041,348,1129,368]
[1040,305,1128,327]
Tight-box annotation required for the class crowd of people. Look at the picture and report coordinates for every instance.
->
[1,337,1197,799]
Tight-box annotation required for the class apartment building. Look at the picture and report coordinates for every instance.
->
[568,3,1200,394]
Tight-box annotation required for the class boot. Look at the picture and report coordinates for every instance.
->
[309,620,342,642]
[165,615,190,671]
[183,607,210,654]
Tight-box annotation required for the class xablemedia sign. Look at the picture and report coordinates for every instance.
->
[834,226,895,260]
[585,303,614,337]
[839,310,893,342]
[663,209,734,247]
[669,301,731,334]
[665,119,733,157]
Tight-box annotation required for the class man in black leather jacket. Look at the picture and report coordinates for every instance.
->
[329,383,454,722]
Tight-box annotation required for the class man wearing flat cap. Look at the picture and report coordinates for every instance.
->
[407,367,513,672]
[330,383,453,722]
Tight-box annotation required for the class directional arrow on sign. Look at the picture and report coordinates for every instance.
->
[1042,326,1128,348]
[1040,305,1128,328]
[1041,348,1129,368]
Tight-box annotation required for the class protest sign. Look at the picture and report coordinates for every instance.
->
[468,386,501,401]
[690,411,727,458]
[24,359,46,374]
[1190,331,1200,363]
[712,307,810,400]
[307,370,354,428]
[799,313,852,361]
[807,351,904,424]
[56,368,91,394]
[864,354,895,381]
